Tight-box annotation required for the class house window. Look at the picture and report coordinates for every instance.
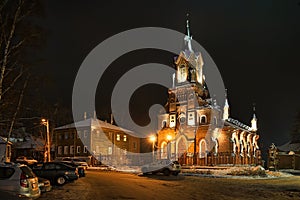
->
[83,130,88,138]
[70,145,74,154]
[70,132,74,139]
[64,132,68,140]
[64,146,69,155]
[77,131,81,138]
[116,134,120,141]
[58,133,62,140]
[133,142,136,149]
[58,146,62,155]
[84,146,88,153]
[77,146,81,153]
[123,135,127,142]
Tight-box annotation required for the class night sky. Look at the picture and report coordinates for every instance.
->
[39,1,300,153]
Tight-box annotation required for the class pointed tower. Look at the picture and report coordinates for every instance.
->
[176,15,204,86]
[223,89,230,120]
[251,104,258,132]
[184,16,193,53]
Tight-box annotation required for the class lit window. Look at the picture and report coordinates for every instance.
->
[64,133,68,140]
[58,146,62,155]
[116,134,120,141]
[77,146,81,153]
[200,115,207,124]
[64,146,69,155]
[77,131,81,138]
[84,130,88,138]
[84,146,88,153]
[70,145,74,154]
[123,135,127,142]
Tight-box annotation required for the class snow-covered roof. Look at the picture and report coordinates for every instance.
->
[55,118,134,134]
[225,118,252,132]
[13,135,44,151]
[277,141,300,152]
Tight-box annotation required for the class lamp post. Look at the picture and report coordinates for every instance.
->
[193,128,197,165]
[166,135,172,160]
[149,135,156,162]
[42,119,51,162]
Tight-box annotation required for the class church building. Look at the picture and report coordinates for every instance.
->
[156,19,261,166]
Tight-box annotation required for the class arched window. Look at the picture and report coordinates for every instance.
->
[213,117,217,125]
[162,121,167,128]
[161,142,167,159]
[199,139,207,158]
[200,115,207,124]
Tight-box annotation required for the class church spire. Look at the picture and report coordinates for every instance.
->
[223,89,230,120]
[184,13,193,53]
[251,103,258,131]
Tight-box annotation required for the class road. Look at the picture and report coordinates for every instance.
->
[40,170,300,200]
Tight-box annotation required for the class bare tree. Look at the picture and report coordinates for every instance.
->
[0,0,43,118]
[0,0,43,161]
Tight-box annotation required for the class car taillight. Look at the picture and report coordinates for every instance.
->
[20,173,29,188]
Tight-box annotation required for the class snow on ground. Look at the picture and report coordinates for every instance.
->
[181,165,293,179]
[88,165,295,179]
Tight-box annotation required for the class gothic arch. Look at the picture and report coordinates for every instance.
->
[199,139,207,158]
[161,141,167,159]
[176,135,188,158]
[200,115,207,124]
[231,132,239,154]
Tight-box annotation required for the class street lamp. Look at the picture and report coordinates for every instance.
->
[41,119,51,162]
[149,135,156,162]
[166,135,172,160]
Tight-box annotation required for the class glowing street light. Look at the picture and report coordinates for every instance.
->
[166,135,172,159]
[166,135,172,141]
[149,135,156,162]
[41,119,51,162]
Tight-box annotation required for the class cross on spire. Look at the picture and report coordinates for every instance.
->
[184,13,193,52]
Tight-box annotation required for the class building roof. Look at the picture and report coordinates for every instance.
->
[55,118,134,134]
[277,141,300,152]
[225,118,252,132]
[13,135,44,151]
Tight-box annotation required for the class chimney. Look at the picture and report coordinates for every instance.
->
[93,111,96,119]
[110,113,114,125]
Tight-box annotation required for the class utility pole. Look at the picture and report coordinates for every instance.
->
[42,119,51,162]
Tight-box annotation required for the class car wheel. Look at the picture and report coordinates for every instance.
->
[56,176,66,185]
[163,169,170,176]
[173,172,179,176]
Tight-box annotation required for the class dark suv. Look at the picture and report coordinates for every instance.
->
[32,162,79,185]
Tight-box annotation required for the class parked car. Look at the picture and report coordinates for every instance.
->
[61,158,89,170]
[38,177,52,193]
[141,159,181,176]
[59,161,85,177]
[31,162,79,186]
[0,162,41,199]
[15,156,38,166]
